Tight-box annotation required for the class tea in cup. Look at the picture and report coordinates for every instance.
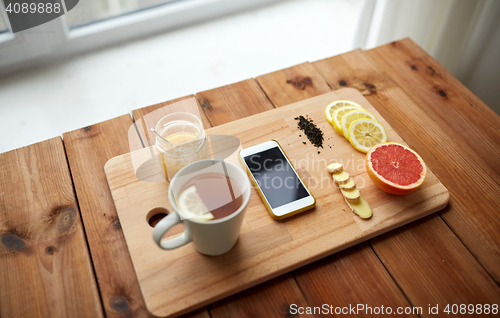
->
[153,159,251,256]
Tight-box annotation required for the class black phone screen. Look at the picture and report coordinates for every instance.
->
[243,146,309,209]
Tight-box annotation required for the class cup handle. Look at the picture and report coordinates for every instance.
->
[153,213,192,249]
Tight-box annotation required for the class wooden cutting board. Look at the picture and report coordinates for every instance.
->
[105,88,449,317]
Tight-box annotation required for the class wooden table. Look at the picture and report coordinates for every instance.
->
[2,38,499,318]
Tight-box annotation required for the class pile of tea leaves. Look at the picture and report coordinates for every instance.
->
[295,115,324,149]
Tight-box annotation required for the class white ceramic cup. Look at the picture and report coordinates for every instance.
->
[153,159,251,256]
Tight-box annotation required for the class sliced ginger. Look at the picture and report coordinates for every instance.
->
[341,187,360,202]
[326,161,372,219]
[344,196,372,219]
[327,162,343,173]
[339,178,356,191]
[332,171,349,184]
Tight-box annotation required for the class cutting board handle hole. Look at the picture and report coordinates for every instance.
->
[147,207,170,228]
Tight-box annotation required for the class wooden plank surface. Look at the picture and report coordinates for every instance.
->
[0,137,103,318]
[371,214,500,309]
[365,39,500,284]
[256,62,331,107]
[196,79,274,126]
[252,62,417,313]
[208,274,313,318]
[63,116,151,318]
[294,243,417,318]
[312,47,500,311]
[106,89,448,317]
[368,39,500,178]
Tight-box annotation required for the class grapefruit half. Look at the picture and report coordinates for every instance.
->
[365,142,427,195]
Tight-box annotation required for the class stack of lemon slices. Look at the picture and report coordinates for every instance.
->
[325,100,387,153]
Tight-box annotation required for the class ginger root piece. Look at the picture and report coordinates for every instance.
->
[326,160,372,220]
[327,162,343,173]
[332,171,350,184]
[341,187,361,202]
[345,196,372,219]
[339,178,356,191]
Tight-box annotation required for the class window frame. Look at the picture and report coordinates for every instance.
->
[0,0,282,76]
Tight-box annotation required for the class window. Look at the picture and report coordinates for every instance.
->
[65,0,178,28]
[0,0,280,75]
[0,10,7,33]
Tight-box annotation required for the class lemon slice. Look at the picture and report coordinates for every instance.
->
[341,110,378,139]
[347,119,387,153]
[325,100,363,125]
[177,185,214,222]
[332,106,363,134]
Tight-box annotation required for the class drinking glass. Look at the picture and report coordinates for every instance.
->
[155,112,209,181]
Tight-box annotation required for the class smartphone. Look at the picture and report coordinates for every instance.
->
[239,140,315,220]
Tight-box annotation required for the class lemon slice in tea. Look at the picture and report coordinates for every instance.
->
[177,185,214,221]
